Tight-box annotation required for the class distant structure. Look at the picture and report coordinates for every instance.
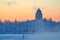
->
[0,8,60,34]
[35,8,42,20]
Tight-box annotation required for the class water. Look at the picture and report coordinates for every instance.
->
[0,32,60,40]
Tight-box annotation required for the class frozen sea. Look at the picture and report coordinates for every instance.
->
[0,32,60,40]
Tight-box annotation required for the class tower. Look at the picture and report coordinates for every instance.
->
[35,8,42,20]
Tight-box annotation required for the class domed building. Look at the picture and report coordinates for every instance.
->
[35,8,42,20]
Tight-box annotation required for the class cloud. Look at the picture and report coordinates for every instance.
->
[7,2,16,6]
[0,0,16,6]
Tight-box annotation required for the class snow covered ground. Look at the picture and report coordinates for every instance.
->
[0,32,60,40]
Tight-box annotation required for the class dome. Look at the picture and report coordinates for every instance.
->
[35,8,42,20]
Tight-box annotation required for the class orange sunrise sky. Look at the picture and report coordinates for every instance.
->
[0,0,60,22]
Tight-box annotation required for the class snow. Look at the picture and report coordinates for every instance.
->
[0,32,60,40]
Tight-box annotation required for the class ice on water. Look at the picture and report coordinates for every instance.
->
[0,32,60,40]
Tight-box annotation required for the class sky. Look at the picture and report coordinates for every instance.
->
[0,0,60,22]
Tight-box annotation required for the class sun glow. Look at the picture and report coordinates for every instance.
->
[0,0,60,21]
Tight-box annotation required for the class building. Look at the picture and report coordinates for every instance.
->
[0,8,59,34]
[35,8,42,20]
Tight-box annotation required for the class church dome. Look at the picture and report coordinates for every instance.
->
[35,8,42,20]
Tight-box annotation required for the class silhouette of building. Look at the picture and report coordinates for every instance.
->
[35,8,42,20]
[0,8,60,34]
